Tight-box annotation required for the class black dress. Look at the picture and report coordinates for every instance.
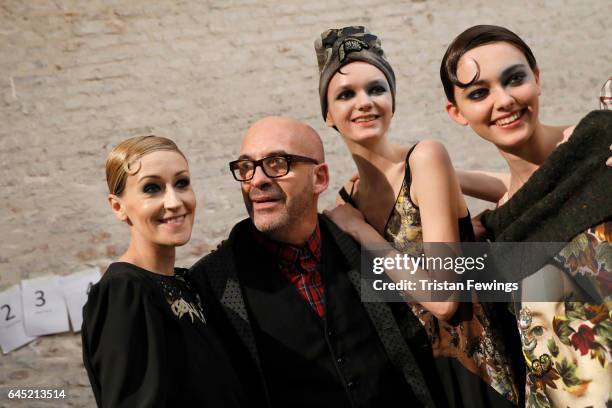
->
[82,262,245,408]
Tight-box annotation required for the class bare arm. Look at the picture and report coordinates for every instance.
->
[456,169,509,203]
[457,125,612,204]
[409,140,466,319]
[324,204,458,319]
[328,142,471,320]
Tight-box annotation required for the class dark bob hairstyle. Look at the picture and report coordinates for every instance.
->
[440,25,538,104]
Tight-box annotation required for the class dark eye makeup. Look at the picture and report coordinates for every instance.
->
[367,81,388,95]
[464,66,530,101]
[467,88,489,101]
[499,64,529,86]
[335,78,388,101]
[336,89,355,100]
[141,176,190,194]
[143,183,161,194]
[504,71,527,86]
[175,178,190,188]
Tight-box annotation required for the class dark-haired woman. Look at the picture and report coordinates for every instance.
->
[82,136,245,407]
[317,26,521,408]
[441,25,611,407]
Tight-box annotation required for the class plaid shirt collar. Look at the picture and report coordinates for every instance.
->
[252,222,325,318]
[252,223,322,266]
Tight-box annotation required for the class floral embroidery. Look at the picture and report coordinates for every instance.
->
[570,324,595,355]
[521,223,612,408]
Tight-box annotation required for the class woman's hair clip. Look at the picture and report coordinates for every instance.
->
[338,38,369,63]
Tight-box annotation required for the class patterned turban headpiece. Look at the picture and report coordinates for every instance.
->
[314,26,396,120]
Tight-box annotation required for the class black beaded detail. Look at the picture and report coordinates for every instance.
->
[153,269,206,324]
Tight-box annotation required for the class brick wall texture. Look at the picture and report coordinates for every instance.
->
[1,0,610,405]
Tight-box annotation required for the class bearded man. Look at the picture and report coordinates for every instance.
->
[189,116,435,408]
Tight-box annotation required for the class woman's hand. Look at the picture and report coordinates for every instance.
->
[324,204,369,242]
[471,210,491,241]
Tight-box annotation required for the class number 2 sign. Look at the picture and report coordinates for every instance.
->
[21,276,70,337]
[0,285,36,354]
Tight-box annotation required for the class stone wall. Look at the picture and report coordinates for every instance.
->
[1,0,609,405]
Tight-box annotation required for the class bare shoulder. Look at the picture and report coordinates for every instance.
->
[336,173,360,205]
[560,124,577,145]
[409,139,452,169]
[543,124,575,146]
[343,173,359,193]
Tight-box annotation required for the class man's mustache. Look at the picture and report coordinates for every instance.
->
[249,187,284,202]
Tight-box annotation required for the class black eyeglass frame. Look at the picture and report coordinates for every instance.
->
[229,154,319,181]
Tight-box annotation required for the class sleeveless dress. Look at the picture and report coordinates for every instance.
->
[339,144,521,408]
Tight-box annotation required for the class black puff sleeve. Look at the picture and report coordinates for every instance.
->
[82,271,168,408]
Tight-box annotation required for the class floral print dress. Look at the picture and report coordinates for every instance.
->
[383,169,520,406]
[518,222,612,408]
[341,146,521,407]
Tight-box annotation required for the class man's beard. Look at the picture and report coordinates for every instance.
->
[249,185,313,240]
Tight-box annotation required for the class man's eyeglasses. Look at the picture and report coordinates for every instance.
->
[229,154,319,182]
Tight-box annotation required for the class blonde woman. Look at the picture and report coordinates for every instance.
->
[82,136,245,407]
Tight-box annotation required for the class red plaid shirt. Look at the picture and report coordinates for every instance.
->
[253,224,326,318]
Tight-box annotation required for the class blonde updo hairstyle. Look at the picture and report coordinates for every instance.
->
[106,135,186,196]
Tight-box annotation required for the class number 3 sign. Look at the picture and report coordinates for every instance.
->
[21,276,70,337]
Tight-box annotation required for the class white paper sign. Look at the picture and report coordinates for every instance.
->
[0,285,36,354]
[21,276,70,337]
[60,268,101,332]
